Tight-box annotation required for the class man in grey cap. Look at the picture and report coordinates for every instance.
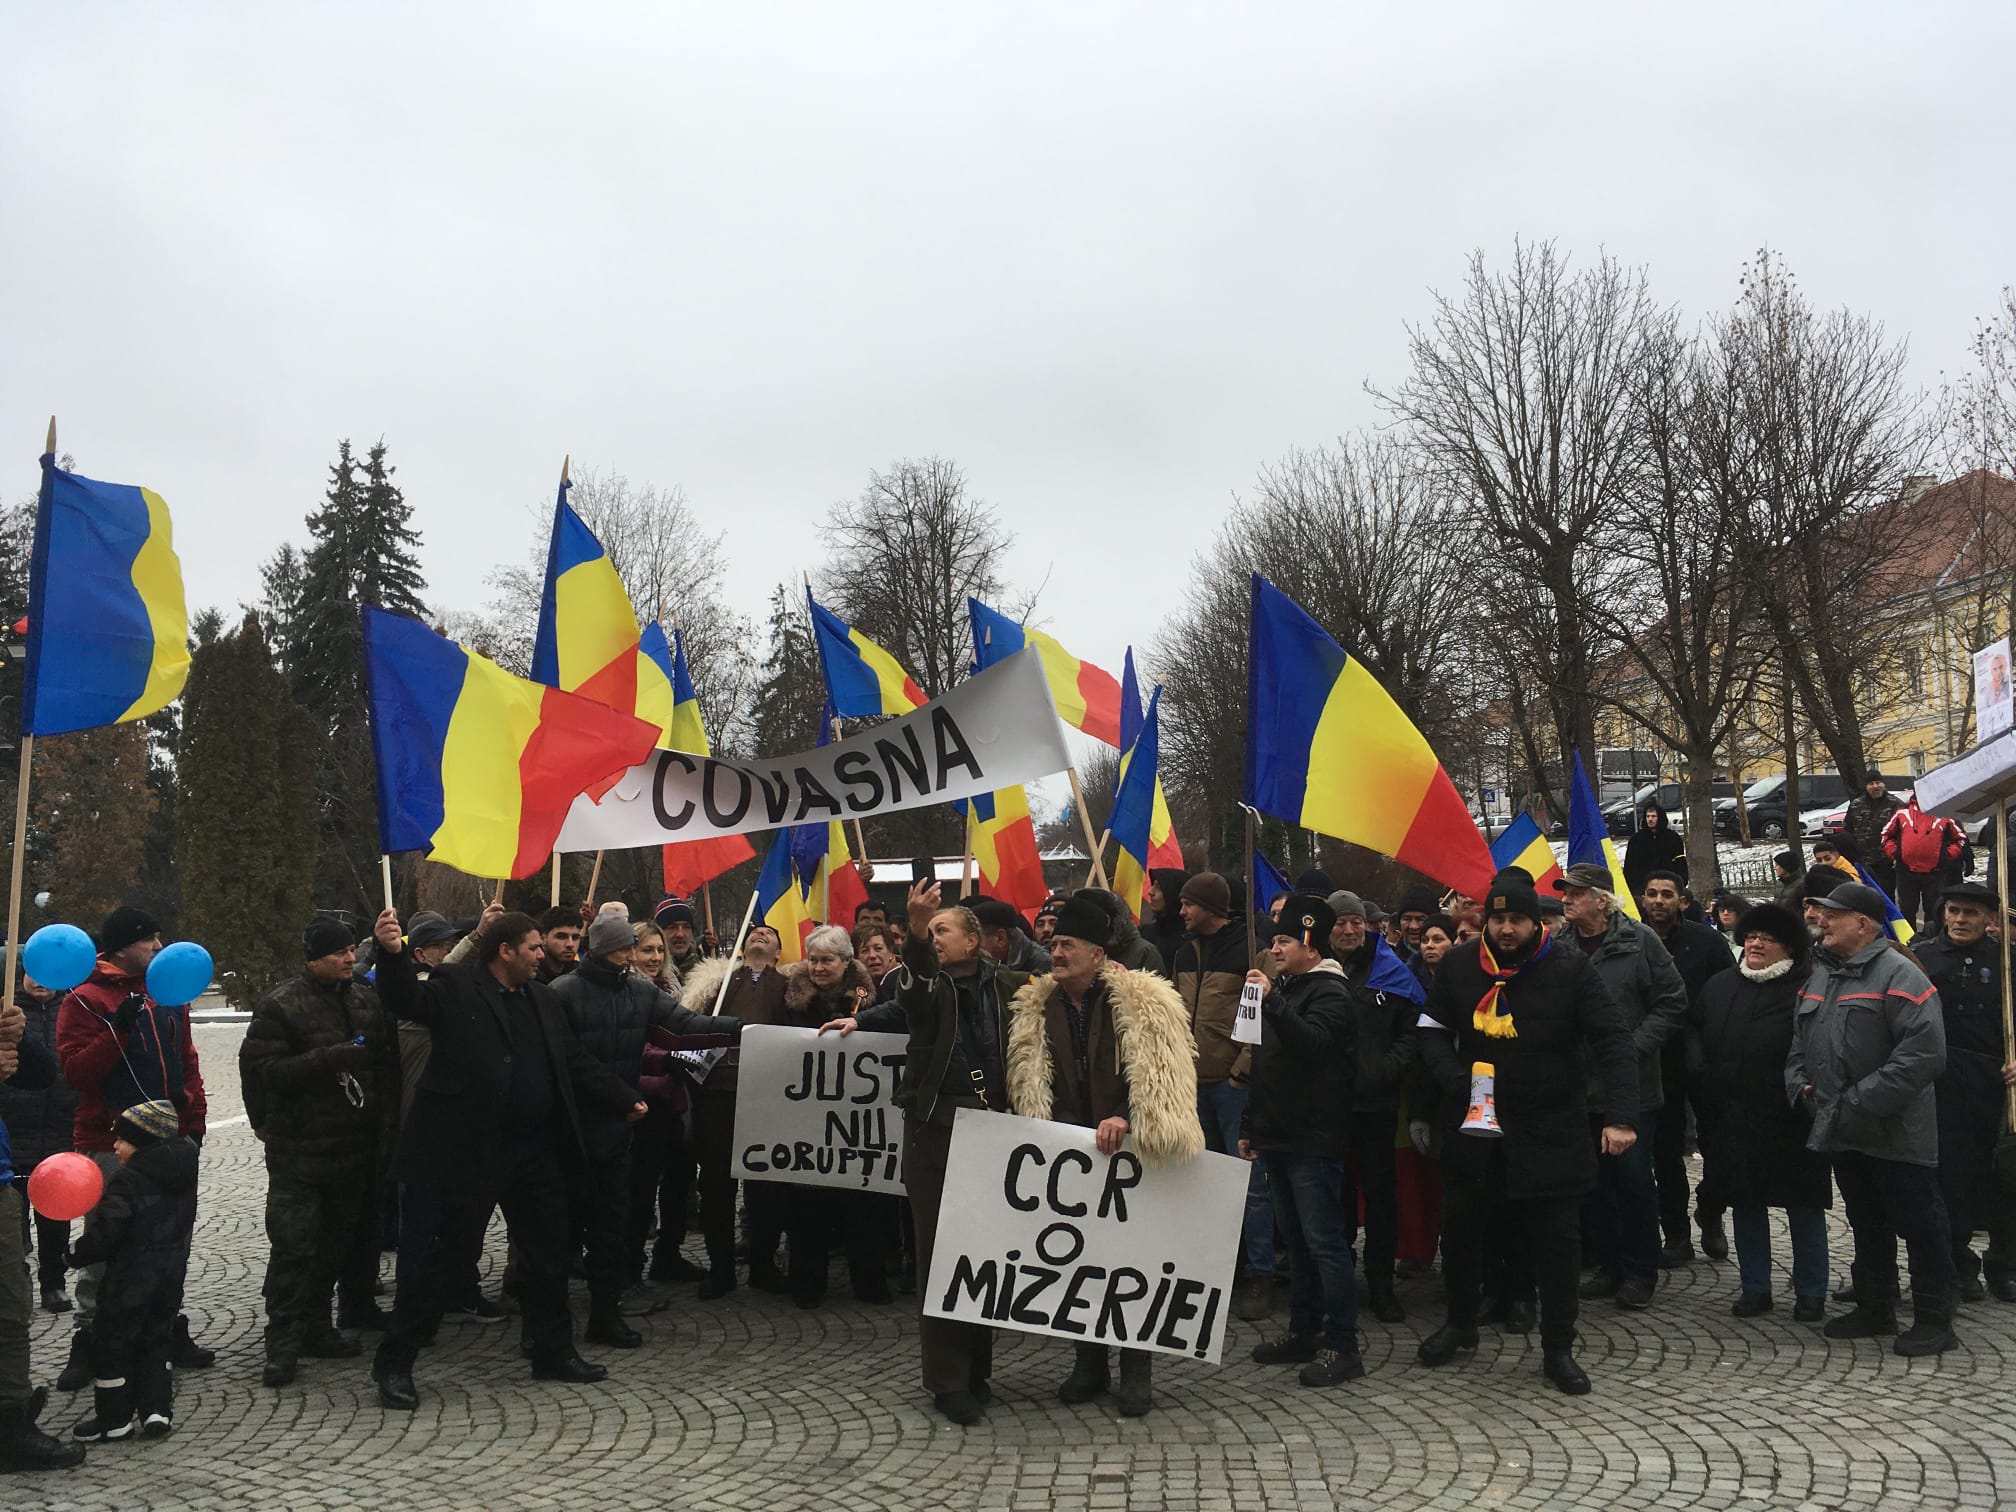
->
[1556,863,1685,1312]
[1790,881,1955,1354]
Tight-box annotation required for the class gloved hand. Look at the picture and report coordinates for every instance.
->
[324,1040,375,1071]
[1408,1120,1433,1157]
[112,994,144,1033]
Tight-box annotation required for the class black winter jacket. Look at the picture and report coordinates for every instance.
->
[241,971,401,1183]
[375,947,640,1193]
[550,958,741,1159]
[0,990,75,1170]
[1242,960,1355,1159]
[856,939,1028,1124]
[1687,962,1832,1211]
[1421,936,1637,1200]
[1341,943,1419,1110]
[68,1136,199,1327]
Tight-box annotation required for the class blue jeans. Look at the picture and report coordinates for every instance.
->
[1199,1081,1275,1275]
[1588,1108,1661,1283]
[1731,1206,1829,1302]
[1260,1152,1358,1348]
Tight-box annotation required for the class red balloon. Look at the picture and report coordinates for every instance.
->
[27,1152,104,1222]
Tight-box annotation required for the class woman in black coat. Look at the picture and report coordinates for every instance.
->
[1622,801,1687,900]
[1686,903,1831,1321]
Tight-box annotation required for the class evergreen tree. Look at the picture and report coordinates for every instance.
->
[284,438,429,915]
[31,722,154,928]
[751,583,826,756]
[177,612,318,1006]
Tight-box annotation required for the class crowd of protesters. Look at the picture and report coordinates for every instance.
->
[4,817,2016,1465]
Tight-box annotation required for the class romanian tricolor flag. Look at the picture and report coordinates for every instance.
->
[752,827,815,963]
[635,623,677,747]
[362,608,661,879]
[1489,811,1564,895]
[807,589,924,717]
[969,597,1123,747]
[1851,860,1916,946]
[1119,649,1183,872]
[531,484,646,715]
[1566,751,1640,920]
[1252,850,1290,918]
[791,820,870,928]
[1108,686,1163,922]
[660,626,756,896]
[961,786,1049,914]
[1245,576,1495,900]
[24,452,190,736]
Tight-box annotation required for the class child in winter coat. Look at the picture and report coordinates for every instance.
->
[65,1100,198,1443]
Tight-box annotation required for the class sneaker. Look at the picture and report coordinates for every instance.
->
[39,1285,72,1314]
[617,1284,669,1318]
[1250,1332,1322,1365]
[445,1296,509,1325]
[140,1413,173,1439]
[1297,1348,1364,1387]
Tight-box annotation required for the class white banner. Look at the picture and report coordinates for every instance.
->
[555,649,1069,851]
[923,1108,1246,1363]
[730,1025,909,1194]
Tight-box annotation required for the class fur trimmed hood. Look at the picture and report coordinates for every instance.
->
[1005,964,1205,1167]
[678,956,734,1015]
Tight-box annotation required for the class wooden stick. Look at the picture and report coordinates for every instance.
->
[1997,795,2014,1135]
[1243,804,1258,968]
[826,712,873,871]
[710,888,761,1016]
[380,853,395,914]
[1066,766,1110,889]
[493,877,506,907]
[550,858,562,907]
[701,880,716,940]
[585,850,605,908]
[3,734,35,1014]
[1086,826,1112,888]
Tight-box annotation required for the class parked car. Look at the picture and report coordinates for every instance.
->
[1803,791,1913,843]
[1602,779,1740,837]
[1713,772,1850,841]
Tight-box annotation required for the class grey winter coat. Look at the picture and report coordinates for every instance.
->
[1786,939,1945,1167]
[1577,909,1688,1117]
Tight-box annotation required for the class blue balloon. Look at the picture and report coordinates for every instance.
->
[21,924,96,993]
[146,941,214,1009]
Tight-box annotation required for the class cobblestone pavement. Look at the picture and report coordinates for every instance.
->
[16,1023,2016,1510]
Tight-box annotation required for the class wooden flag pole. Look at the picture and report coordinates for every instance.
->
[701,880,717,943]
[585,850,605,908]
[380,854,395,915]
[5,417,56,1013]
[550,859,562,907]
[1997,794,2014,1137]
[1242,804,1258,967]
[493,877,506,908]
[710,888,760,1016]
[1066,766,1110,890]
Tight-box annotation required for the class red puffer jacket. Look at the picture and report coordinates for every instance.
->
[1882,800,1964,875]
[55,962,208,1153]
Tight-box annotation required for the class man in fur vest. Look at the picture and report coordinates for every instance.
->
[1004,894,1204,1416]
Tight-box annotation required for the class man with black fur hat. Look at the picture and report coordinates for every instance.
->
[241,915,405,1387]
[1913,879,2016,1302]
[54,906,214,1393]
[1240,893,1365,1389]
[1416,869,1639,1395]
[1006,892,1203,1416]
[1792,881,1956,1354]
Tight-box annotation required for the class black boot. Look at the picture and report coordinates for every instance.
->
[1543,1347,1590,1395]
[1895,1291,1959,1357]
[1113,1351,1153,1416]
[1366,1278,1406,1324]
[584,1306,643,1349]
[1954,1250,1987,1304]
[696,1266,737,1300]
[261,1353,299,1387]
[1823,1298,1899,1339]
[1416,1324,1478,1366]
[530,1351,608,1384]
[1698,1212,1728,1261]
[169,1315,215,1370]
[1057,1343,1110,1403]
[71,1381,134,1443]
[56,1330,92,1393]
[0,1389,86,1471]
[375,1364,419,1412]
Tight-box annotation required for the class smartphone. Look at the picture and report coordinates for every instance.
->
[910,854,936,887]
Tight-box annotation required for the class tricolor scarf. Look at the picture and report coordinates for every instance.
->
[1472,930,1552,1039]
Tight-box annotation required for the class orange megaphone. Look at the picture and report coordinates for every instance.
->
[1460,1061,1503,1138]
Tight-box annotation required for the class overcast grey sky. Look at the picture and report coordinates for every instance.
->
[5,2,2011,691]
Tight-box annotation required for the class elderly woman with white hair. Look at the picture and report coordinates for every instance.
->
[772,924,889,1308]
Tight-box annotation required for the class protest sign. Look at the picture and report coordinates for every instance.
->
[1231,977,1264,1045]
[555,649,1070,851]
[924,1108,1246,1363]
[1976,637,2012,742]
[730,1024,908,1194]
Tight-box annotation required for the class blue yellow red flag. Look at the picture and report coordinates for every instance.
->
[531,484,643,716]
[634,623,676,748]
[1119,649,1183,872]
[362,608,661,879]
[808,589,924,717]
[1489,812,1565,895]
[1252,849,1291,918]
[753,826,816,963]
[1108,686,1163,922]
[1245,576,1495,899]
[1851,860,1916,946]
[657,625,755,895]
[969,597,1123,747]
[1566,751,1640,919]
[24,452,190,735]
[960,786,1049,914]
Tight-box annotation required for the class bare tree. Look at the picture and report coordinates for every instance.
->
[485,465,757,752]
[1728,250,1931,798]
[1374,241,1660,815]
[815,457,1021,700]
